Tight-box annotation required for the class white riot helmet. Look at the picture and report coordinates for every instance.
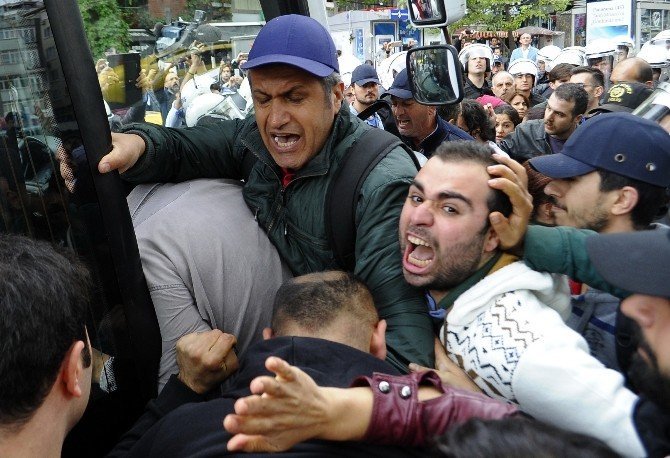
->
[537,45,562,72]
[585,39,617,59]
[508,58,538,80]
[651,30,670,48]
[552,46,588,67]
[185,93,245,127]
[638,42,670,68]
[458,43,494,72]
[585,39,617,73]
[613,36,635,62]
[180,74,216,111]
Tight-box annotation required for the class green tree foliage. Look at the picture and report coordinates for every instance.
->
[453,0,570,31]
[78,0,130,58]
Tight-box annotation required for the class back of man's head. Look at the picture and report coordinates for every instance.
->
[611,57,653,85]
[270,271,380,353]
[0,235,91,430]
[553,83,589,117]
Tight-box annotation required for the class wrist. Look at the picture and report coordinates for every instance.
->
[318,387,372,442]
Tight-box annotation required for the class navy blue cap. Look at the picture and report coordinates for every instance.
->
[241,15,339,77]
[530,112,670,187]
[386,68,413,99]
[352,64,380,86]
[587,228,670,299]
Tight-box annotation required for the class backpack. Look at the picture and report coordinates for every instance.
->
[242,127,420,272]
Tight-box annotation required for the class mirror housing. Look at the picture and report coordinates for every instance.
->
[406,45,464,105]
[408,0,466,28]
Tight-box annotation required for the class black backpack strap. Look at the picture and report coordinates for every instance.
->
[326,128,420,271]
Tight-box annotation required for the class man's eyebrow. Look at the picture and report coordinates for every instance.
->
[251,85,307,98]
[410,179,473,209]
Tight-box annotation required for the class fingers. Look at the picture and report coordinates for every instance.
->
[408,362,431,373]
[99,133,145,174]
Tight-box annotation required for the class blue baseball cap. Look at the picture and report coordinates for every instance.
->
[587,228,670,299]
[241,15,339,77]
[385,68,413,99]
[352,64,380,86]
[530,113,670,187]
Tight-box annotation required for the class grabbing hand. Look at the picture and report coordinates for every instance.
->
[486,153,532,253]
[409,338,481,393]
[176,329,238,395]
[98,132,147,174]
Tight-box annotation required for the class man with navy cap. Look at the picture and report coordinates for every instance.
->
[349,63,384,129]
[529,112,670,373]
[386,68,472,158]
[96,15,435,371]
[587,228,670,457]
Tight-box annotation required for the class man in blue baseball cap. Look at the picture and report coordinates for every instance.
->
[96,14,436,371]
[349,64,385,129]
[587,228,670,457]
[386,68,472,158]
[528,112,670,376]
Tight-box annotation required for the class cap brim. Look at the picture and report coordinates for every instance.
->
[354,77,380,86]
[529,153,596,179]
[385,88,413,99]
[590,104,633,114]
[241,54,336,77]
[587,228,670,298]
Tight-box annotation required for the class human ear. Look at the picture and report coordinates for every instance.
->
[262,327,274,340]
[611,186,639,216]
[370,319,387,361]
[63,341,86,398]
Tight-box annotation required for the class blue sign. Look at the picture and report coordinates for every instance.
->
[355,28,364,61]
[390,8,409,20]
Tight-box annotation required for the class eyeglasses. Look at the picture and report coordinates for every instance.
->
[573,83,595,89]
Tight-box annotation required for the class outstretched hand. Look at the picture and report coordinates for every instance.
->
[224,356,334,452]
[486,153,532,253]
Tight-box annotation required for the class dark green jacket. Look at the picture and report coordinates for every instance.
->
[121,105,434,370]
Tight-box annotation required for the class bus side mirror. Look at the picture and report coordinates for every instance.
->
[406,45,464,105]
[407,0,466,27]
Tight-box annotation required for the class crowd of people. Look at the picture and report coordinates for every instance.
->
[3,13,670,458]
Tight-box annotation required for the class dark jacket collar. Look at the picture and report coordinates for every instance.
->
[222,336,399,399]
[413,115,474,157]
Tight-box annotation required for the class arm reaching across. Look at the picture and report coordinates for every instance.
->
[98,132,147,174]
[224,356,517,453]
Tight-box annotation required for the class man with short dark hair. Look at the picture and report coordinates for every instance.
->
[98,15,435,370]
[530,113,670,373]
[110,271,416,457]
[570,66,605,113]
[587,228,670,457]
[349,64,384,129]
[396,141,642,456]
[0,235,93,456]
[500,83,589,161]
[388,68,472,158]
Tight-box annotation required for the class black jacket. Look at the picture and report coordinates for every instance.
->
[402,115,473,158]
[499,119,554,162]
[109,337,423,457]
[634,397,670,458]
[463,77,494,100]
